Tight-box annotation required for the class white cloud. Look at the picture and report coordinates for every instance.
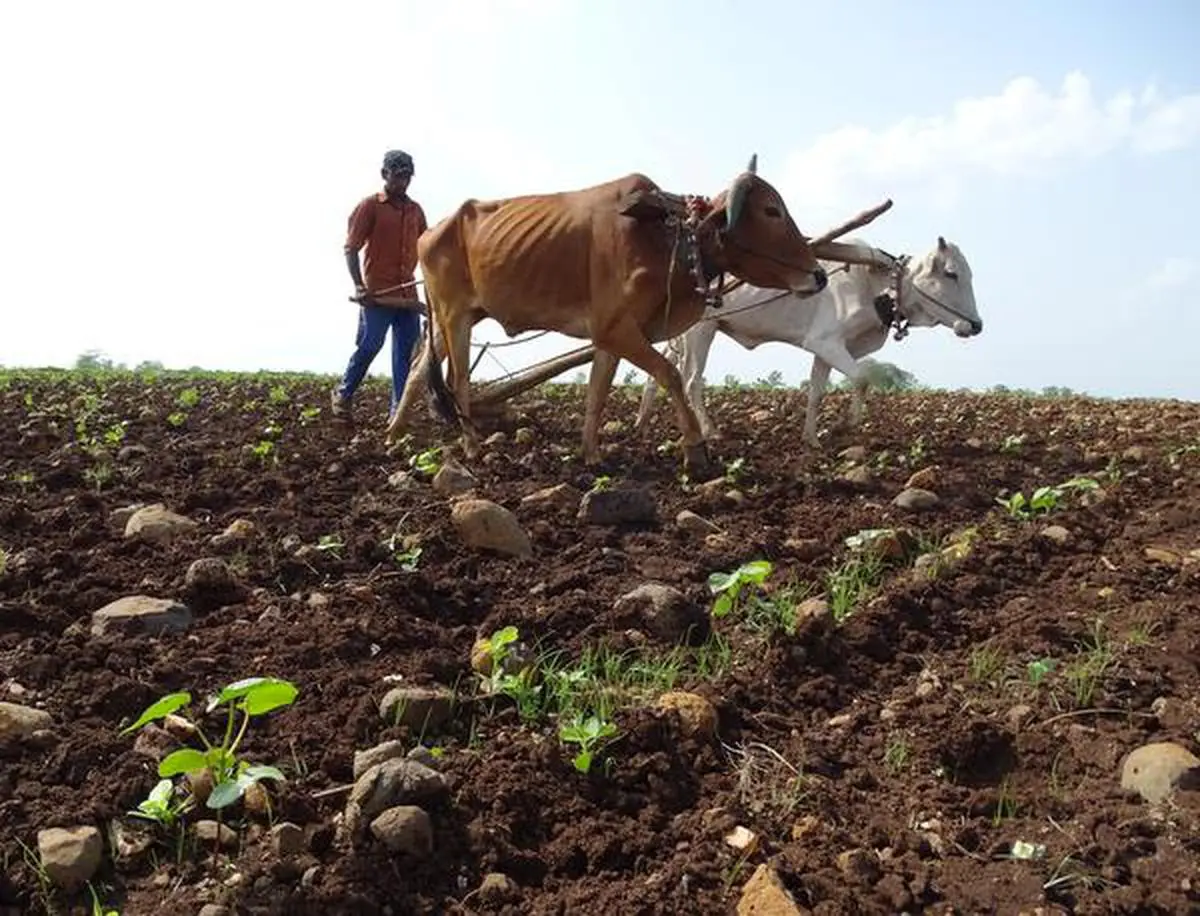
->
[782,71,1200,218]
[1145,257,1196,291]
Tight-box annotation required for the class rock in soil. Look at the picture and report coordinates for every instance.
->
[37,825,103,890]
[345,758,449,837]
[378,685,456,730]
[737,863,807,915]
[450,498,533,558]
[368,805,433,856]
[90,595,193,637]
[0,702,52,741]
[578,486,659,525]
[613,582,709,644]
[1120,741,1200,803]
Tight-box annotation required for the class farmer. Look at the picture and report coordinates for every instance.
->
[331,149,429,421]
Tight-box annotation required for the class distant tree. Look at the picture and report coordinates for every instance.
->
[835,358,918,392]
[74,349,121,371]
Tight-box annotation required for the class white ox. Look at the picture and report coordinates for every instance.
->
[635,235,983,445]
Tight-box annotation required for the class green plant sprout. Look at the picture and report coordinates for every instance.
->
[120,676,298,811]
[707,559,774,619]
[128,777,193,828]
[558,712,619,774]
[410,446,443,476]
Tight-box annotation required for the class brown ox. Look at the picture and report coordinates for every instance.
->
[385,154,827,475]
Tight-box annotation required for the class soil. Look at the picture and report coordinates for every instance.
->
[2,369,1200,916]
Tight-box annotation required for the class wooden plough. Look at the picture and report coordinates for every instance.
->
[460,197,898,409]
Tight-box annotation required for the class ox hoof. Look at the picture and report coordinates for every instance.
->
[682,443,718,481]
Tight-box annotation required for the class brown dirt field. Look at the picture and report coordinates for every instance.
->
[2,368,1200,916]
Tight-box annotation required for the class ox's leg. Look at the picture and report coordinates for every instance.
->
[634,369,660,432]
[386,317,444,445]
[806,339,864,442]
[442,315,482,459]
[635,338,678,432]
[804,356,832,447]
[679,322,719,440]
[582,349,621,465]
[596,319,713,477]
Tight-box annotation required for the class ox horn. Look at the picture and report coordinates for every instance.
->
[746,153,757,174]
[726,172,754,230]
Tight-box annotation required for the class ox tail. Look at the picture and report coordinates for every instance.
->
[423,299,460,427]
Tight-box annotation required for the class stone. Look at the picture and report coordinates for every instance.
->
[1120,741,1200,803]
[724,825,759,854]
[737,863,807,915]
[37,825,103,890]
[676,509,721,535]
[905,466,939,490]
[520,482,580,508]
[1039,525,1072,546]
[839,465,873,485]
[836,848,881,883]
[0,702,52,741]
[654,691,717,739]
[613,582,708,644]
[784,537,824,560]
[271,822,305,858]
[91,595,192,637]
[345,758,449,831]
[839,445,868,462]
[450,499,532,558]
[578,486,658,525]
[379,685,456,731]
[892,488,940,511]
[369,805,433,856]
[124,504,197,542]
[793,597,830,628]
[193,820,238,848]
[353,740,409,779]
[477,872,519,904]
[1144,546,1184,569]
[432,460,478,497]
[185,557,236,592]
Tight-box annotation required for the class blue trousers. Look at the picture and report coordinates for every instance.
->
[336,305,423,413]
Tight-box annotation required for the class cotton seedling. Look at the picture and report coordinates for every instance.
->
[558,712,619,774]
[128,777,193,829]
[707,559,774,619]
[120,676,298,813]
[409,446,443,477]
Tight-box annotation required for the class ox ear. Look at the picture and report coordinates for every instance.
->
[747,153,758,174]
[937,235,948,252]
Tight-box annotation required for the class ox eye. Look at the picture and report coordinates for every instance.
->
[944,269,958,281]
[764,205,782,218]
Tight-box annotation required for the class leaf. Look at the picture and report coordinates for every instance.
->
[572,750,593,773]
[740,559,774,583]
[207,778,246,810]
[489,625,518,649]
[147,778,175,805]
[707,571,736,593]
[243,764,287,783]
[240,681,299,716]
[213,677,298,715]
[711,592,733,618]
[120,691,192,735]
[158,748,209,778]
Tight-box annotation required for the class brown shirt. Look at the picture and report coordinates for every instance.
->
[345,192,428,294]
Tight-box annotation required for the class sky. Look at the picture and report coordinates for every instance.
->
[2,0,1199,399]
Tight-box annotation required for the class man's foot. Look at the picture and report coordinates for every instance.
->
[330,388,352,419]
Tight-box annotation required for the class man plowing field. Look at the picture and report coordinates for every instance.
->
[331,149,429,422]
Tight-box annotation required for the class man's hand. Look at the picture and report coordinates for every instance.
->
[354,285,375,307]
